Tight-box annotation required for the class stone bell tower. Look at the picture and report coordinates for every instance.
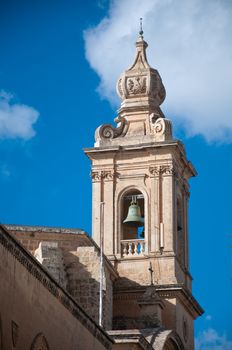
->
[84,30,203,349]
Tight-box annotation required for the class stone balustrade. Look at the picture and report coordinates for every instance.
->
[121,239,145,257]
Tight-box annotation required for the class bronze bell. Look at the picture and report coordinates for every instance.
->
[123,197,144,227]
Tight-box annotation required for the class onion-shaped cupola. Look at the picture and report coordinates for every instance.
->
[116,28,166,115]
[94,22,173,146]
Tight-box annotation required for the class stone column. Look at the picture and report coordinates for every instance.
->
[91,171,102,247]
[102,170,115,256]
[149,166,161,253]
[161,165,175,252]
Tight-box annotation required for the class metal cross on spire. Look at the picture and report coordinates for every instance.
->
[139,17,144,37]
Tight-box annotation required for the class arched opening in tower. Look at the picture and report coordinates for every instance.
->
[121,189,144,240]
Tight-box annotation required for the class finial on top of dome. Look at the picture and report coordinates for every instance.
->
[139,17,143,38]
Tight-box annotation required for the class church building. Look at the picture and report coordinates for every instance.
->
[0,30,203,350]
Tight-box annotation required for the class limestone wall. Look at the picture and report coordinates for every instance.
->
[6,225,116,330]
[175,300,194,350]
[63,246,113,329]
[0,226,113,350]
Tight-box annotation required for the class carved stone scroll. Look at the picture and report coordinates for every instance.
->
[150,116,172,141]
[95,115,126,141]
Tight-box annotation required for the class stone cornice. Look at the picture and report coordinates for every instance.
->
[0,225,114,349]
[84,140,179,155]
[108,330,153,350]
[108,328,185,350]
[5,224,86,235]
[113,284,204,319]
[84,141,196,178]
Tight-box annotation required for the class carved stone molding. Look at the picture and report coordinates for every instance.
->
[91,170,114,182]
[139,286,164,305]
[109,330,153,350]
[113,284,203,319]
[149,166,160,176]
[160,165,176,176]
[95,115,126,141]
[103,170,114,181]
[30,333,49,350]
[126,76,147,95]
[91,171,102,182]
[149,165,175,177]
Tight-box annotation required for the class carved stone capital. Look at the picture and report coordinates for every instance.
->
[160,165,176,176]
[91,170,114,182]
[149,165,175,177]
[149,166,160,176]
[91,171,102,182]
[102,170,114,181]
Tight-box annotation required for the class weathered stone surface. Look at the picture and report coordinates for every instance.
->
[85,32,203,350]
[0,225,113,350]
[35,241,67,289]
[6,225,117,331]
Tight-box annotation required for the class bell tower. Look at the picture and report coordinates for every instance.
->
[84,30,203,349]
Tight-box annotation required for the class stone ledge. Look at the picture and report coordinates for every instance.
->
[113,284,204,319]
[108,329,153,350]
[5,223,86,235]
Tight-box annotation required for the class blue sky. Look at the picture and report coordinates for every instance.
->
[0,1,231,348]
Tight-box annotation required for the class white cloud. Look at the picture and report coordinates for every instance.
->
[195,328,232,350]
[84,0,232,142]
[0,90,39,140]
[205,315,212,321]
[1,164,11,178]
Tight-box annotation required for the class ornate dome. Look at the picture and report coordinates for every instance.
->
[116,33,166,113]
[94,29,173,146]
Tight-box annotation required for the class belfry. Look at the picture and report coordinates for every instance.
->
[0,25,203,350]
[85,29,203,349]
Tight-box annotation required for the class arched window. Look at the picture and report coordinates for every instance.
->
[120,189,145,257]
[122,189,144,239]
